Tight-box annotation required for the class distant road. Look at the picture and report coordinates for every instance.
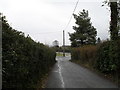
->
[46,53,118,88]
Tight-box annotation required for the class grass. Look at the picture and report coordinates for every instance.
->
[56,52,64,56]
[37,73,49,89]
[36,65,56,89]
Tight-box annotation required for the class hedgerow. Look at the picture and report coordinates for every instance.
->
[96,40,120,73]
[71,40,120,74]
[71,45,97,66]
[2,16,56,88]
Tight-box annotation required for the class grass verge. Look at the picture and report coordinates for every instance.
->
[36,73,49,89]
[56,52,63,56]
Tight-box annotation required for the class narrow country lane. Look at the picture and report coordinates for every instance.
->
[46,53,118,88]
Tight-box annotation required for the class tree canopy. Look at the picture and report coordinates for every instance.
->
[69,9,97,47]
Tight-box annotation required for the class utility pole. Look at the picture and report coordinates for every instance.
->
[63,30,65,57]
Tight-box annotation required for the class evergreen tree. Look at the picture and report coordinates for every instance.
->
[69,9,97,47]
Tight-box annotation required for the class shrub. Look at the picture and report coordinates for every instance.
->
[71,45,97,66]
[71,40,120,74]
[2,16,56,88]
[95,40,120,73]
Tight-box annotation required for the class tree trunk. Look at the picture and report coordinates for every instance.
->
[110,2,118,40]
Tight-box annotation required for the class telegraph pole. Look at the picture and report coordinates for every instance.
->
[63,30,65,57]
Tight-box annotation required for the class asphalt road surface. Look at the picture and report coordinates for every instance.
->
[46,53,118,88]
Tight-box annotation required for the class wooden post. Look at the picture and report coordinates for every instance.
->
[63,30,65,57]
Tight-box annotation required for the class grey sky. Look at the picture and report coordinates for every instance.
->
[0,0,110,46]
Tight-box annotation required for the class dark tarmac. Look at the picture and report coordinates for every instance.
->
[46,54,118,88]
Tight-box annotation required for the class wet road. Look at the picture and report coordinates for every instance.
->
[46,54,118,88]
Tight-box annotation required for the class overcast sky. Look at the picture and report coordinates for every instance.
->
[0,0,110,46]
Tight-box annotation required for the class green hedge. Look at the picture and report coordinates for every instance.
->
[2,16,56,88]
[52,47,71,53]
[96,40,120,73]
[71,40,120,74]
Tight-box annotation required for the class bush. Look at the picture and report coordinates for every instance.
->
[95,40,120,73]
[71,40,120,74]
[2,16,56,88]
[71,45,97,66]
[52,46,71,53]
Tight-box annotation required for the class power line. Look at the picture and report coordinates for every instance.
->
[64,0,79,30]
[24,30,62,35]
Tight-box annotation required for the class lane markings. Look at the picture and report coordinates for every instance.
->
[58,61,65,88]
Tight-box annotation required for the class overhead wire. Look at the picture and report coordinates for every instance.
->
[24,0,79,38]
[64,0,79,30]
[24,30,62,35]
[24,0,79,35]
